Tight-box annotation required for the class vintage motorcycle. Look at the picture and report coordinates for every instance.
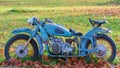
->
[4,17,116,62]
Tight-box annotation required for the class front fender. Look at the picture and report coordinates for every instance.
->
[12,28,44,55]
[12,28,32,35]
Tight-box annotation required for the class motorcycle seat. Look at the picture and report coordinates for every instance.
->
[93,20,106,25]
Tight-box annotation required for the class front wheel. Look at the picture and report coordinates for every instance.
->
[4,34,39,61]
[86,34,116,63]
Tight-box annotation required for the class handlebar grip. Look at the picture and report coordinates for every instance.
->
[44,18,53,23]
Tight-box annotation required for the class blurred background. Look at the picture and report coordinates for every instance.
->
[0,0,120,64]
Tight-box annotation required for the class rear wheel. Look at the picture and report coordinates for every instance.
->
[86,34,116,63]
[4,34,39,61]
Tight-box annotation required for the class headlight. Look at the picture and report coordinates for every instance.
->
[27,17,39,26]
[27,17,34,26]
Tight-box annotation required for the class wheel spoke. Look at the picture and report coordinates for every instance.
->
[8,39,34,60]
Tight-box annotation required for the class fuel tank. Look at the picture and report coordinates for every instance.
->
[44,23,72,37]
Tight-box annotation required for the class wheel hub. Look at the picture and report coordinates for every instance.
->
[15,45,28,58]
[95,44,107,58]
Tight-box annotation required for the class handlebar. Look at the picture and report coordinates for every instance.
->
[44,18,53,23]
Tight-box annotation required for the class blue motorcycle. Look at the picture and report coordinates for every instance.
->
[4,17,116,63]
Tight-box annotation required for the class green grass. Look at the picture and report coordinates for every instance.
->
[0,0,110,7]
[0,0,120,64]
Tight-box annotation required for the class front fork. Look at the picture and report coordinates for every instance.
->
[21,26,49,55]
[21,26,39,51]
[21,34,45,55]
[22,39,31,51]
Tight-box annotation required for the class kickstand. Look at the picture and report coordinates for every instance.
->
[65,56,68,64]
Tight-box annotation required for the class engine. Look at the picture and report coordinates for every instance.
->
[51,37,74,55]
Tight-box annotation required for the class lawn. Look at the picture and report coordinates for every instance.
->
[0,0,120,65]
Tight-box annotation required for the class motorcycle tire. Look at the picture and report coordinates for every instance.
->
[86,34,116,63]
[4,34,39,61]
